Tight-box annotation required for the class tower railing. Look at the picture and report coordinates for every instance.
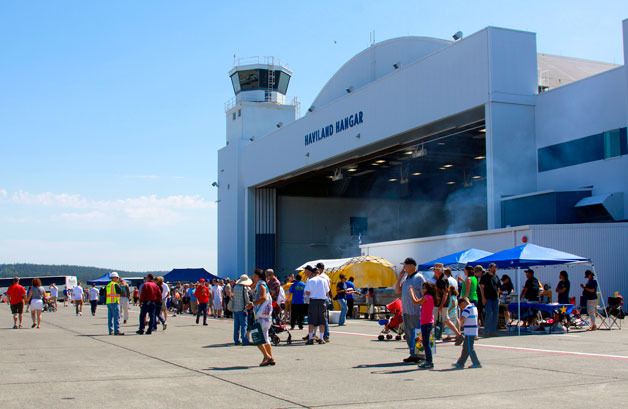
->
[224,95,300,113]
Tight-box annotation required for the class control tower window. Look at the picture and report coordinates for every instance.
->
[238,69,260,91]
[230,73,241,93]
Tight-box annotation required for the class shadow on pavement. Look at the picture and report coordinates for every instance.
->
[203,366,256,371]
[203,343,235,348]
[353,362,413,369]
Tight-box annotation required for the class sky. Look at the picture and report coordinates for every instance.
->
[1,0,627,272]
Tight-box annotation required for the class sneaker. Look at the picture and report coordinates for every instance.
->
[418,362,434,369]
[114,332,125,336]
[196,318,199,324]
[203,323,208,326]
[136,330,144,335]
[162,323,167,331]
[316,338,326,344]
[109,332,113,336]
[469,363,482,369]
[306,339,314,345]
[145,331,152,335]
[12,325,17,329]
[452,363,463,369]
[403,356,421,363]
[323,337,330,343]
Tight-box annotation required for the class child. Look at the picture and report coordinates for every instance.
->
[409,282,436,369]
[453,297,482,369]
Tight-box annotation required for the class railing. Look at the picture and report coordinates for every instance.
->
[232,56,287,69]
[224,95,300,113]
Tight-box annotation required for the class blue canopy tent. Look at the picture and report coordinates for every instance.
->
[87,273,117,285]
[472,243,591,335]
[419,248,493,271]
[163,268,219,283]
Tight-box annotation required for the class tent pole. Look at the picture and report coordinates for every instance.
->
[517,267,521,336]
[592,264,608,329]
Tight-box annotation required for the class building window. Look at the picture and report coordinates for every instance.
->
[538,127,627,172]
[350,217,368,236]
[232,112,236,120]
[238,109,241,117]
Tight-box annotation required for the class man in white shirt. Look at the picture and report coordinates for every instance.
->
[88,284,100,316]
[305,267,330,345]
[316,262,332,342]
[49,284,58,310]
[73,283,85,316]
[211,280,223,318]
[160,279,170,328]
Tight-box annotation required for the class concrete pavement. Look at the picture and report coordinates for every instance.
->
[1,304,627,408]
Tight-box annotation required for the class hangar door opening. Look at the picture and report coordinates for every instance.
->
[263,120,488,273]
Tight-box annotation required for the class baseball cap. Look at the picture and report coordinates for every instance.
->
[199,278,205,283]
[524,268,534,274]
[315,262,325,270]
[401,257,417,266]
[110,272,119,278]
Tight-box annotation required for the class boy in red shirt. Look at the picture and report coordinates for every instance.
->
[7,277,27,329]
[195,279,211,325]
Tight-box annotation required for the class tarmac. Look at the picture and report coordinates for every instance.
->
[1,304,627,409]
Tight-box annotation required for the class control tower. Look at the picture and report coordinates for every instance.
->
[218,57,298,276]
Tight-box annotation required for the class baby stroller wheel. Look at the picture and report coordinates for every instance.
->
[272,335,280,346]
[287,334,292,344]
[395,335,402,341]
[386,334,393,340]
[378,334,385,341]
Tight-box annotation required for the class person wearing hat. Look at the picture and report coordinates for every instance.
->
[232,274,253,345]
[394,257,426,363]
[106,272,124,336]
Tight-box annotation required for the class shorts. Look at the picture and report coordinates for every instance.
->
[433,307,452,323]
[30,299,43,311]
[10,303,24,314]
[161,301,167,312]
[257,317,271,344]
[308,299,327,326]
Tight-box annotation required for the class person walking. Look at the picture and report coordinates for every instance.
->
[119,279,131,324]
[479,263,501,337]
[105,272,124,336]
[211,279,224,318]
[132,287,139,306]
[248,269,275,366]
[88,284,100,316]
[581,270,598,331]
[72,282,84,316]
[232,274,252,345]
[346,277,356,319]
[155,276,168,331]
[27,278,46,329]
[195,279,210,325]
[316,263,332,342]
[394,257,425,363]
[305,266,330,345]
[335,274,349,326]
[432,263,462,341]
[289,274,306,330]
[409,282,436,369]
[136,274,160,335]
[453,297,482,369]
[7,277,26,329]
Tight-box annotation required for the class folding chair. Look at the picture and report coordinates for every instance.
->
[599,297,624,330]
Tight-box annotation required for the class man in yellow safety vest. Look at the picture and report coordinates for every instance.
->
[106,272,124,336]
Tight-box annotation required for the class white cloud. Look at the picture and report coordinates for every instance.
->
[3,189,215,227]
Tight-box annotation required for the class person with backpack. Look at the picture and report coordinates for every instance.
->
[232,275,252,345]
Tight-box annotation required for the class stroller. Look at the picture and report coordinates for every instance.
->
[269,301,293,345]
[43,297,57,312]
[377,298,405,341]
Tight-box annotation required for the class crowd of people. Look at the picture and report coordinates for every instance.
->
[2,261,610,370]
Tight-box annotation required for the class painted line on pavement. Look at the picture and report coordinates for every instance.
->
[475,344,628,361]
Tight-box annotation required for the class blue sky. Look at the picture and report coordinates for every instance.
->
[1,0,626,272]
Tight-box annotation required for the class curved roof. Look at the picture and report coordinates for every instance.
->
[310,36,451,110]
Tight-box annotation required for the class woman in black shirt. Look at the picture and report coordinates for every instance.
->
[555,271,571,305]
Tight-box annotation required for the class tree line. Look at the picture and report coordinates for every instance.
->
[0,263,166,282]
